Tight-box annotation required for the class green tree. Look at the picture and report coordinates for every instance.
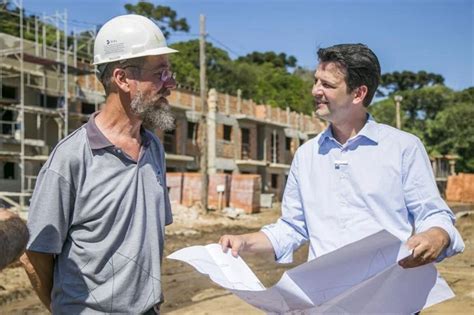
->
[370,85,453,142]
[169,40,246,93]
[124,1,189,39]
[378,70,444,96]
[452,87,474,103]
[367,98,398,127]
[427,101,474,172]
[169,40,314,114]
[251,63,313,113]
[370,86,474,172]
[237,51,297,70]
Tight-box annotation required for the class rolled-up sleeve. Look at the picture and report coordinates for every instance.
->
[261,152,309,263]
[402,138,465,261]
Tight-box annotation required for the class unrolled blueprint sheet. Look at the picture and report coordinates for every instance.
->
[167,230,455,314]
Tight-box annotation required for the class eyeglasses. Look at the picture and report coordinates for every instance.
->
[155,69,176,82]
[122,65,176,83]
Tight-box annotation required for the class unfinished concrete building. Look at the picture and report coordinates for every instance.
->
[0,8,104,210]
[160,89,325,202]
[0,13,325,212]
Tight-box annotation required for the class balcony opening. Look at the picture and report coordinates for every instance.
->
[223,125,232,141]
[241,128,250,159]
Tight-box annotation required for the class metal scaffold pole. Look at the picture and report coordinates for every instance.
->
[18,0,26,212]
[63,9,68,137]
[199,14,209,212]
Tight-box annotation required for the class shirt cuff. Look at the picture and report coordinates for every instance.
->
[416,217,465,262]
[261,220,308,264]
[260,227,292,263]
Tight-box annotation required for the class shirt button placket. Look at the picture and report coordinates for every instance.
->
[339,147,349,228]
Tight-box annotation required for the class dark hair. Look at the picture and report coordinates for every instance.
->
[317,44,381,106]
[96,57,146,95]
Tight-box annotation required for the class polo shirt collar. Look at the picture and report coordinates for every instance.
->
[85,112,152,150]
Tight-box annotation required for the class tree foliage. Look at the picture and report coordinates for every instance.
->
[370,86,474,172]
[170,40,314,114]
[426,102,474,172]
[237,51,297,69]
[124,1,189,39]
[378,70,445,96]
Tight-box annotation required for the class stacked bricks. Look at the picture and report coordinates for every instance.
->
[446,173,474,203]
[166,172,183,205]
[170,172,262,214]
[182,173,203,207]
[230,174,261,214]
[208,173,231,210]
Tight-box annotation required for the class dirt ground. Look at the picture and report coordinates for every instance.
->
[0,203,472,314]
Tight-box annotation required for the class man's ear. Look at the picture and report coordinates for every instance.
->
[112,68,131,93]
[353,85,368,105]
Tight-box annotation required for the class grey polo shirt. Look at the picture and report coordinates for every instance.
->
[27,113,172,314]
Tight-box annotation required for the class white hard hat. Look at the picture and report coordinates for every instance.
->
[93,14,178,65]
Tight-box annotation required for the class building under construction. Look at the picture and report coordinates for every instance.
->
[0,4,326,213]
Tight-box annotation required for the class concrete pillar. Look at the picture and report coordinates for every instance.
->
[263,126,268,162]
[272,129,277,163]
[237,89,242,113]
[225,94,230,115]
[233,122,240,162]
[449,159,456,176]
[286,107,290,125]
[208,89,217,175]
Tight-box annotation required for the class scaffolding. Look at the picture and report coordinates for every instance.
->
[0,0,100,213]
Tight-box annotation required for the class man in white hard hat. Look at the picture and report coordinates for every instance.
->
[22,15,177,314]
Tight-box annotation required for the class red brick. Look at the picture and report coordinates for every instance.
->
[230,174,261,214]
[166,172,183,205]
[446,173,474,203]
[182,173,203,207]
[462,174,474,203]
[208,173,231,210]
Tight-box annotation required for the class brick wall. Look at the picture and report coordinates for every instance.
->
[182,172,203,207]
[238,122,258,160]
[230,174,261,214]
[216,124,236,159]
[166,172,183,204]
[208,173,231,209]
[446,173,474,203]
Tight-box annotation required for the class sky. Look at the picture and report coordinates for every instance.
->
[21,0,473,91]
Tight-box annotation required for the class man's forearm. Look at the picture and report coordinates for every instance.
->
[241,231,275,254]
[21,250,54,311]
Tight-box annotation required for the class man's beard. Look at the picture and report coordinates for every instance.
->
[130,90,175,131]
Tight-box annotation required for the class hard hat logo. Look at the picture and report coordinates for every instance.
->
[93,14,178,66]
